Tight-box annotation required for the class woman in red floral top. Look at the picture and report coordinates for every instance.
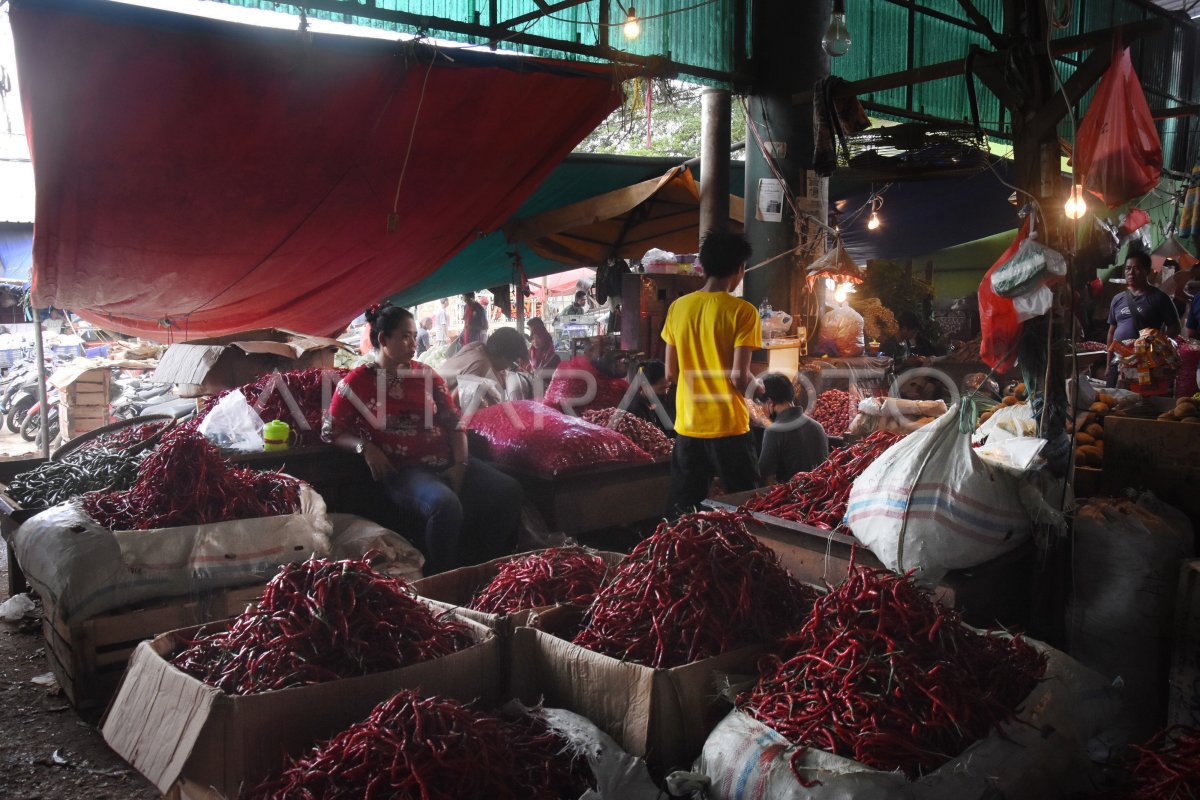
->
[323,303,522,573]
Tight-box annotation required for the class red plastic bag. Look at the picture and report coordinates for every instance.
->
[979,220,1030,371]
[1073,48,1162,208]
[468,400,651,475]
[542,356,631,415]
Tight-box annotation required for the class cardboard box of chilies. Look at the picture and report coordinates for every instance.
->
[509,604,763,775]
[101,615,498,800]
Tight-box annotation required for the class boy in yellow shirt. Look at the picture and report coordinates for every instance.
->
[662,230,762,516]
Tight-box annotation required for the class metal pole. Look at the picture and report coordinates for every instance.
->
[700,89,732,240]
[32,309,49,459]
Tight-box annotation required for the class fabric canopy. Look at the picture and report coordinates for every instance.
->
[504,165,743,266]
[388,154,747,308]
[11,0,620,341]
[530,268,595,301]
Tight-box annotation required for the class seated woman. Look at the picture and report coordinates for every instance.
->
[323,303,523,574]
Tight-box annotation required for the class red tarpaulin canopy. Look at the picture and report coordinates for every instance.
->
[10,0,620,341]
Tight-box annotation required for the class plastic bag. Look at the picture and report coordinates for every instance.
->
[816,305,865,357]
[1073,48,1162,208]
[197,390,264,451]
[468,400,651,475]
[990,237,1067,298]
[979,221,1030,371]
[1012,284,1053,322]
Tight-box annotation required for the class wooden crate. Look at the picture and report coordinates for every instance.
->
[1104,416,1200,523]
[41,583,265,710]
[500,458,672,534]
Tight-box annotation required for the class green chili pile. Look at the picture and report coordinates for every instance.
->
[467,548,612,615]
[172,558,472,694]
[249,690,595,800]
[740,564,1046,780]
[81,428,301,530]
[572,510,816,668]
[742,430,902,532]
[7,448,143,509]
[1127,725,1200,799]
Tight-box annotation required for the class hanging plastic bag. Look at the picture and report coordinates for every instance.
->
[979,220,1030,371]
[1073,48,1162,208]
[1012,284,1053,322]
[990,236,1067,298]
[816,305,865,357]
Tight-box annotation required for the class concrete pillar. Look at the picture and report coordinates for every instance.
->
[743,0,832,323]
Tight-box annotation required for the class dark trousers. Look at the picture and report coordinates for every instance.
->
[384,457,522,574]
[666,432,760,518]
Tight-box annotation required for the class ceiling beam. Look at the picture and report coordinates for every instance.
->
[501,0,592,30]
[792,17,1166,105]
[1152,104,1200,119]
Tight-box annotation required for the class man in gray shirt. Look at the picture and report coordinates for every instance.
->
[755,372,830,484]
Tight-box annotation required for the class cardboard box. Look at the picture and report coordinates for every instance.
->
[151,329,349,398]
[102,615,498,798]
[510,605,761,774]
[1169,560,1200,726]
[412,547,625,635]
[1104,415,1200,522]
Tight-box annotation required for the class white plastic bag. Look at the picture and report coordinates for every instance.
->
[197,390,264,451]
[688,642,1117,800]
[845,404,1033,581]
[0,593,35,621]
[1012,284,1053,322]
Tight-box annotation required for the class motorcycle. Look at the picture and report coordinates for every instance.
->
[21,387,61,448]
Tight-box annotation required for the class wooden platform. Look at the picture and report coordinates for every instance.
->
[500,458,672,535]
[41,583,264,710]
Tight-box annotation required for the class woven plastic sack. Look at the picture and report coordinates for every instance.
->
[542,356,631,415]
[468,400,651,475]
[1073,48,1162,208]
[816,305,865,357]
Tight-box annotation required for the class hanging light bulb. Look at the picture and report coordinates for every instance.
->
[867,211,881,230]
[623,6,641,40]
[1064,184,1087,220]
[822,0,851,57]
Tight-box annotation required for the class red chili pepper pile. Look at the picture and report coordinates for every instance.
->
[81,428,301,530]
[810,389,853,437]
[77,420,170,454]
[582,407,673,458]
[740,565,1046,780]
[249,690,594,800]
[467,548,612,615]
[1126,725,1200,799]
[742,430,901,532]
[172,558,472,695]
[191,368,350,445]
[572,510,816,668]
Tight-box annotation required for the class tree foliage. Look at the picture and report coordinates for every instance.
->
[575,79,746,159]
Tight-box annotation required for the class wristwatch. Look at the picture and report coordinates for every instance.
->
[355,441,367,455]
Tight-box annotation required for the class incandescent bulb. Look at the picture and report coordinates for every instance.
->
[623,7,640,39]
[834,287,848,304]
[867,211,881,230]
[1064,184,1087,220]
[822,0,851,57]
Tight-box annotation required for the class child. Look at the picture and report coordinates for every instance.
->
[754,372,829,485]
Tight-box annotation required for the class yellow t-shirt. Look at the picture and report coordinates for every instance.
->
[661,290,762,438]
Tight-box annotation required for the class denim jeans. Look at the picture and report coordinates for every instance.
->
[666,431,760,518]
[383,457,522,574]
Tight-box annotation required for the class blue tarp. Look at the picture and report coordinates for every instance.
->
[0,224,33,281]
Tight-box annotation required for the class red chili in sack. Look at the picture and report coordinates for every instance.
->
[572,510,816,668]
[740,564,1046,780]
[809,389,853,437]
[1126,725,1200,799]
[743,431,901,533]
[468,548,612,615]
[171,557,471,694]
[249,690,595,800]
[582,406,673,458]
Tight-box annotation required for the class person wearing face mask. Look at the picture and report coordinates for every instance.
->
[322,302,522,574]
[753,372,829,485]
[1106,250,1180,387]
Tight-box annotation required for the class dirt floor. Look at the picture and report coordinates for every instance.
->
[0,423,159,800]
